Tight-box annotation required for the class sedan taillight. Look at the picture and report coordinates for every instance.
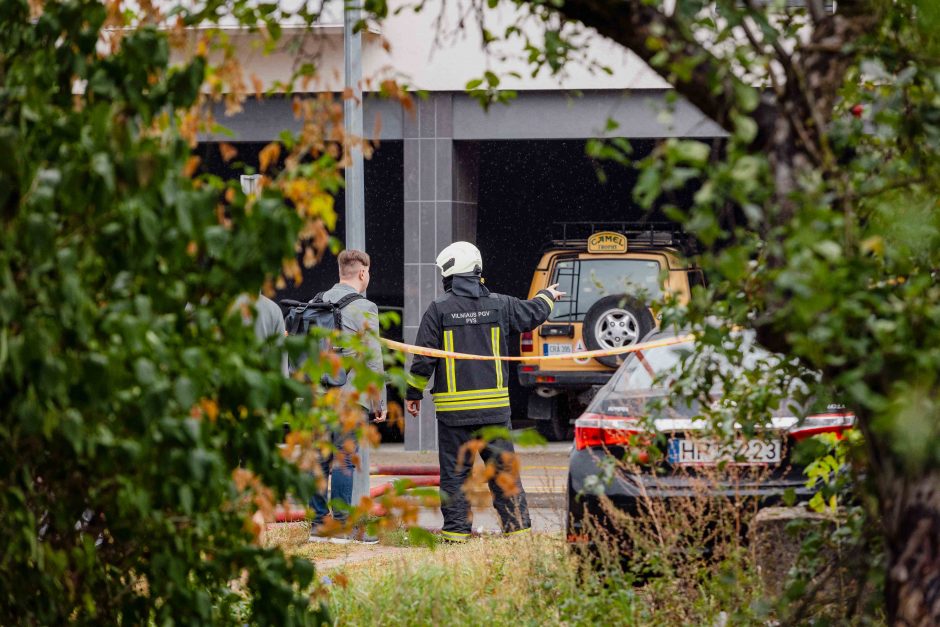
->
[788,413,855,441]
[574,413,641,450]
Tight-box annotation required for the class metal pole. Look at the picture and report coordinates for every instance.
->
[344,1,371,507]
[344,3,365,252]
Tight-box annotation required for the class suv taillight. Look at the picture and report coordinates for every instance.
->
[574,413,641,450]
[521,331,534,353]
[788,413,855,441]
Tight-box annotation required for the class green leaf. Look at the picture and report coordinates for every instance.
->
[514,428,546,447]
[672,140,710,166]
[407,526,438,548]
[734,83,759,113]
[730,156,761,182]
[174,377,195,408]
[475,425,512,442]
[633,167,662,209]
[731,112,758,144]
[179,484,194,514]
[291,557,315,587]
[693,180,715,205]
[813,240,842,261]
[91,153,115,192]
[134,358,156,385]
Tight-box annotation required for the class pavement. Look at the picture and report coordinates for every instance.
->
[369,438,571,533]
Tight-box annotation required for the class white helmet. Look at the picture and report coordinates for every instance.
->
[436,241,483,278]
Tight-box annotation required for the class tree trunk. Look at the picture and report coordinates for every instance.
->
[881,469,940,625]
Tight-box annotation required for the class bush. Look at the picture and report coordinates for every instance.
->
[572,441,885,624]
[0,2,362,623]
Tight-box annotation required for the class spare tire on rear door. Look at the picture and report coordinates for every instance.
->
[582,295,654,368]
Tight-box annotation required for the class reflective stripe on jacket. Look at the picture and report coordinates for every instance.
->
[407,277,554,427]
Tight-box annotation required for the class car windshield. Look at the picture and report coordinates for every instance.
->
[549,258,662,321]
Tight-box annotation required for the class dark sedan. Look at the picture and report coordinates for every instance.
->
[566,331,854,544]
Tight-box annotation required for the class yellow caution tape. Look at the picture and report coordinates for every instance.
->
[380,334,694,362]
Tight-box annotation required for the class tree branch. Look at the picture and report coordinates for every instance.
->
[541,0,876,164]
[543,0,778,148]
[807,0,826,25]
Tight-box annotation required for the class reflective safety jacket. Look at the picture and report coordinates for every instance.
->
[406,275,555,427]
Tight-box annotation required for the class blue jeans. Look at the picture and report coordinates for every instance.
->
[309,422,361,525]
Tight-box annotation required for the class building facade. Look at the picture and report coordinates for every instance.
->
[193,1,723,449]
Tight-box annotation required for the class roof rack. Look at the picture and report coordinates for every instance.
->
[546,221,698,255]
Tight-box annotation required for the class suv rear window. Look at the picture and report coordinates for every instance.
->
[549,259,663,321]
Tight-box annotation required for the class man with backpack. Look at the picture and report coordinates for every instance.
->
[287,249,386,544]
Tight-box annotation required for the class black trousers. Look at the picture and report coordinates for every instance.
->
[437,420,531,536]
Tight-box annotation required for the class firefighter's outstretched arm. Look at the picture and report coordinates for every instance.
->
[406,303,441,416]
[505,283,566,333]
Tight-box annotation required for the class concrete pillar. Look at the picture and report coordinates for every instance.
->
[403,93,479,451]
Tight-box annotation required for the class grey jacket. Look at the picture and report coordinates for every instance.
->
[254,294,285,338]
[321,283,387,412]
[233,293,289,377]
[254,294,289,377]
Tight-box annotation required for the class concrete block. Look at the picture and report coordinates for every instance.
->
[436,139,453,200]
[419,139,436,200]
[403,139,419,201]
[403,201,420,261]
[418,97,434,138]
[436,201,453,248]
[435,93,453,138]
[402,102,419,138]
[751,507,834,595]
[749,505,869,611]
[404,265,420,326]
[420,203,437,263]
[419,263,438,309]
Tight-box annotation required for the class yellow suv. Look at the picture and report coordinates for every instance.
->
[519,223,702,440]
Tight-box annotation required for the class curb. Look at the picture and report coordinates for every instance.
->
[526,492,566,509]
[466,490,565,510]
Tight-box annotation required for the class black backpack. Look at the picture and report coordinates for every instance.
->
[281,292,365,386]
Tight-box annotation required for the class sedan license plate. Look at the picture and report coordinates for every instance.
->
[667,438,782,465]
[543,343,573,356]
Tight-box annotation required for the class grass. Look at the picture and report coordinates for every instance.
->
[372,526,430,548]
[319,533,780,626]
[264,522,360,563]
[310,480,778,627]
[324,533,669,626]
[265,521,430,566]
[266,518,769,626]
[263,461,878,625]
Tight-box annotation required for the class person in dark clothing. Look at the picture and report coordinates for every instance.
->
[405,241,564,542]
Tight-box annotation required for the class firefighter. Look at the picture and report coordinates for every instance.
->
[405,241,564,542]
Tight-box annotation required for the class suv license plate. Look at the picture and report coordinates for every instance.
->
[543,343,573,356]
[667,438,782,465]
